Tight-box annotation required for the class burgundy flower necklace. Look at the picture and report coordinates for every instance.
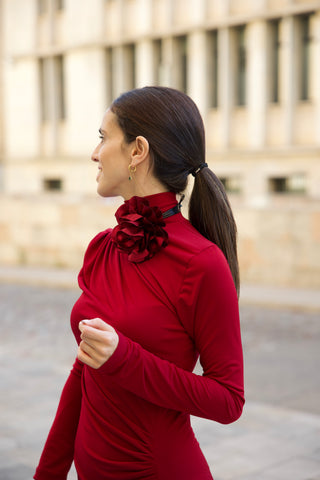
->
[111,195,183,263]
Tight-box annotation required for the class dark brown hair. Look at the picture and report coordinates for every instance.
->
[111,86,239,296]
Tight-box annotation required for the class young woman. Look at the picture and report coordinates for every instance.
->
[34,86,244,480]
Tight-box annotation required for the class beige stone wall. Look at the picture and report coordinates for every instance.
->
[0,194,319,288]
[237,204,320,288]
[1,0,320,288]
[0,194,119,270]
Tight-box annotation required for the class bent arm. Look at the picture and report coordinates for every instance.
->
[95,331,243,424]
[95,247,244,424]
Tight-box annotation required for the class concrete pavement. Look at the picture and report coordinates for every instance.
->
[1,264,319,311]
[0,266,319,479]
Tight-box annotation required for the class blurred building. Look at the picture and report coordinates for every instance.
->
[0,0,319,287]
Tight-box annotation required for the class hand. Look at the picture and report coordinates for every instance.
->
[78,318,119,369]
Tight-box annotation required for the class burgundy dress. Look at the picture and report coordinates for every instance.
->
[34,191,244,480]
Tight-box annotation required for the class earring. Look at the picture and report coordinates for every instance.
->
[128,164,137,181]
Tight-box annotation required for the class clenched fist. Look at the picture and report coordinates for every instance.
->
[78,318,119,369]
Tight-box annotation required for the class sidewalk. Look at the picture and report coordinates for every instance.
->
[0,263,319,311]
[192,401,320,480]
[0,266,320,479]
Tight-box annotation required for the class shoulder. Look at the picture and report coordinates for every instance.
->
[78,229,113,288]
[173,219,234,288]
[184,243,231,286]
[168,216,226,265]
[83,229,112,265]
[87,228,112,249]
[164,216,234,292]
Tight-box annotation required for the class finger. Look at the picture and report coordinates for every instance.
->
[77,344,98,369]
[77,341,113,369]
[78,339,97,358]
[80,328,115,348]
[79,318,114,332]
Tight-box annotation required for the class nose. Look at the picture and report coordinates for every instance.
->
[91,144,99,163]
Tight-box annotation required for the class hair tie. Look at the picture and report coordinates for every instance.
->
[189,163,208,177]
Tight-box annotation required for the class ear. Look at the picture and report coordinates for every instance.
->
[130,136,150,167]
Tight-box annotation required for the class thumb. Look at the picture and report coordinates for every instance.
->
[79,318,114,332]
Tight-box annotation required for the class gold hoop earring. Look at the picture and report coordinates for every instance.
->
[128,164,137,181]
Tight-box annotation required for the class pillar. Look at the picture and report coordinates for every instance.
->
[135,39,154,88]
[187,30,207,114]
[281,16,295,145]
[218,27,232,147]
[247,20,268,148]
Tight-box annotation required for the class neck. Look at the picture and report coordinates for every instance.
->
[122,178,168,201]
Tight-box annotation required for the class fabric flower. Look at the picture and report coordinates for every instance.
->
[111,196,168,263]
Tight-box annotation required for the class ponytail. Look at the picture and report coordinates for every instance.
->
[111,86,239,296]
[189,168,240,297]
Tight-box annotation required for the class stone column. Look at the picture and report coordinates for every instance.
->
[45,57,57,155]
[187,30,207,114]
[190,0,206,24]
[247,20,267,148]
[309,11,320,199]
[135,39,154,88]
[112,46,127,98]
[138,0,152,34]
[0,0,4,163]
[281,16,295,145]
[161,37,174,87]
[218,27,232,148]
[312,12,320,148]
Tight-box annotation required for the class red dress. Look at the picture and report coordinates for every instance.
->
[34,191,244,480]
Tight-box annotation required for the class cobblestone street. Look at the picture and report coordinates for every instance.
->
[0,272,320,479]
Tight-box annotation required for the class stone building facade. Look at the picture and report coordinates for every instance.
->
[0,0,319,287]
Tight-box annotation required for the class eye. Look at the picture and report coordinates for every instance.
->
[98,128,105,142]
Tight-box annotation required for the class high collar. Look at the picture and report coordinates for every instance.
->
[133,191,178,213]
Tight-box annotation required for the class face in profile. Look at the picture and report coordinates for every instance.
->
[91,109,133,199]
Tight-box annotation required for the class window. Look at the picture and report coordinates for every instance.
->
[39,55,66,123]
[55,0,64,10]
[43,178,63,191]
[220,176,242,194]
[38,0,64,14]
[55,56,65,120]
[207,30,219,108]
[269,177,287,193]
[153,39,162,86]
[38,0,47,15]
[269,174,306,194]
[124,44,136,90]
[106,48,114,104]
[174,36,188,94]
[297,14,312,101]
[235,25,246,106]
[39,58,50,122]
[269,19,280,103]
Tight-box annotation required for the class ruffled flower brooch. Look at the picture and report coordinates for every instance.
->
[111,196,169,263]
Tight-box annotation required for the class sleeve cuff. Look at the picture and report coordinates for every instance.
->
[97,331,129,375]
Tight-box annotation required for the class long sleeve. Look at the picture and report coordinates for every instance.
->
[95,246,244,424]
[34,359,83,480]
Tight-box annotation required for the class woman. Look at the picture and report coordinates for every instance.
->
[34,86,244,480]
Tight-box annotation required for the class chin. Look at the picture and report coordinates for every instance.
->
[97,186,118,198]
[97,190,111,198]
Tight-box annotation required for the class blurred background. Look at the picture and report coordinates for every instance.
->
[1,2,320,479]
[0,0,319,288]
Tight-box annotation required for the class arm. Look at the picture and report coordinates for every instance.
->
[80,247,244,424]
[34,358,83,480]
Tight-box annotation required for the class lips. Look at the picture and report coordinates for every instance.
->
[96,168,102,181]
